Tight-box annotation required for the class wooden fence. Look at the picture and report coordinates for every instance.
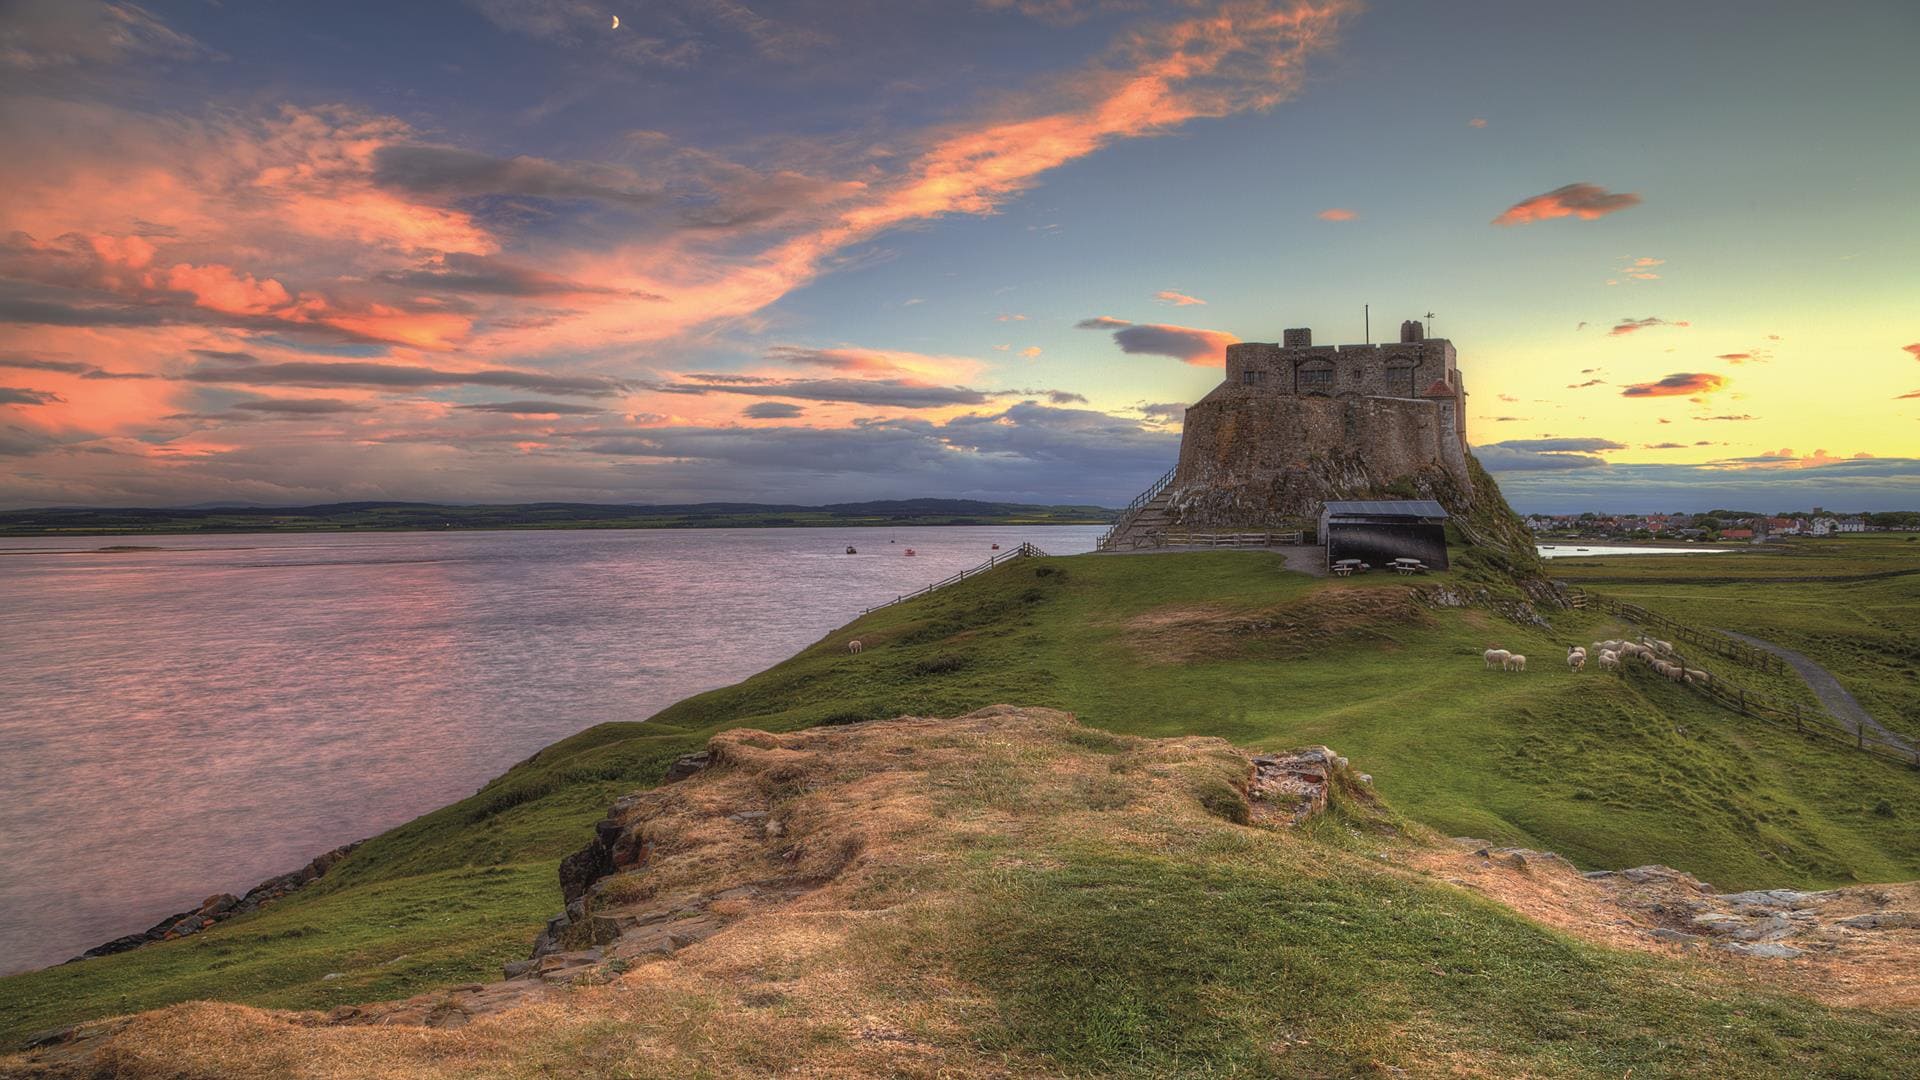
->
[860,542,1050,614]
[1656,657,1918,769]
[1116,530,1306,550]
[1572,586,1917,768]
[1564,587,1786,675]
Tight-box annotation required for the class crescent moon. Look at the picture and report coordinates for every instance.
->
[611,15,619,29]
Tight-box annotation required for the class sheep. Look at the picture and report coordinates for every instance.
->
[1597,650,1621,671]
[847,640,863,654]
[1651,638,1675,655]
[1503,653,1528,672]
[1567,652,1586,672]
[1666,663,1686,683]
[1483,648,1511,669]
[1685,668,1710,685]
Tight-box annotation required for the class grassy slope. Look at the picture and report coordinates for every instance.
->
[1554,533,1920,737]
[6,549,1920,1046]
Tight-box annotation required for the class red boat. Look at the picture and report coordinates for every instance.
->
[903,548,916,556]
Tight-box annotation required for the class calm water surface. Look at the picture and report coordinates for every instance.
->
[1535,544,1732,558]
[0,525,1101,974]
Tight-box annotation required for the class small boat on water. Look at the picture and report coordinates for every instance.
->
[845,546,857,555]
[904,548,917,556]
[991,543,1000,550]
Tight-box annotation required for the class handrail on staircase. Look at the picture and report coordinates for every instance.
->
[1096,464,1177,550]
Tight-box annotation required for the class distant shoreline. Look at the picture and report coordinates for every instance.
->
[0,500,1118,539]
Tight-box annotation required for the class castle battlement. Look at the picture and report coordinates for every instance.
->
[1202,320,1467,447]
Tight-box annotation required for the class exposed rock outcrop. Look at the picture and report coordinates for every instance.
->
[67,841,362,963]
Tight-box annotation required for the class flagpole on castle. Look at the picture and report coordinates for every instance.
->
[1364,304,1370,344]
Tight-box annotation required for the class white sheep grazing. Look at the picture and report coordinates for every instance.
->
[1597,650,1621,671]
[1685,668,1709,685]
[1503,653,1528,672]
[1568,652,1586,672]
[1666,663,1686,682]
[1653,638,1674,655]
[1484,648,1511,669]
[847,640,863,654]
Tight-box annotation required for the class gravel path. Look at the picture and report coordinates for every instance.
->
[1722,631,1913,753]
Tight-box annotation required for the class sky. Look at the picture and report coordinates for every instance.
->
[0,0,1915,513]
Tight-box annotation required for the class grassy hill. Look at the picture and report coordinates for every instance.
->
[5,545,1920,1060]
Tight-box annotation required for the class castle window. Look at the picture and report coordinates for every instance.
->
[1388,367,1415,396]
[1242,370,1266,386]
[1297,364,1334,391]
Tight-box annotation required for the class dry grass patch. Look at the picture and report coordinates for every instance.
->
[1124,586,1428,664]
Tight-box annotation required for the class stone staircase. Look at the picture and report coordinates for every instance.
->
[1104,488,1177,548]
[1096,465,1177,550]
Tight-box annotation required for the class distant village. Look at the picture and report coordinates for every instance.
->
[1524,509,1920,543]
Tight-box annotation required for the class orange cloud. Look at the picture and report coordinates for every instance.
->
[1620,372,1726,398]
[1494,183,1641,225]
[1317,208,1357,221]
[1468,117,1488,128]
[1154,290,1206,306]
[1904,343,1920,360]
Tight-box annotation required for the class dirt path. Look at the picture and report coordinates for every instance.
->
[1722,631,1913,753]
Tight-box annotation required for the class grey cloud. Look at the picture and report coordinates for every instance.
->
[231,399,366,415]
[0,355,90,374]
[181,360,629,398]
[372,145,660,206]
[652,376,993,409]
[377,253,662,299]
[454,400,605,416]
[1490,438,1626,453]
[0,386,64,406]
[1473,444,1610,472]
[742,402,806,419]
[1075,316,1132,330]
[0,423,60,456]
[0,0,213,71]
[1139,402,1187,423]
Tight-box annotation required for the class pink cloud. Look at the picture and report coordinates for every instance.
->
[1076,316,1234,366]
[1493,183,1641,225]
[1609,317,1690,336]
[1154,290,1207,306]
[1904,343,1920,360]
[1317,208,1357,221]
[1468,118,1488,128]
[1620,372,1727,398]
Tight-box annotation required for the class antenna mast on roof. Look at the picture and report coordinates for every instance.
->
[1364,304,1370,344]
[1425,310,1437,339]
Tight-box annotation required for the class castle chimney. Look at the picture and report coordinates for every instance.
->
[1282,328,1312,347]
[1399,320,1424,343]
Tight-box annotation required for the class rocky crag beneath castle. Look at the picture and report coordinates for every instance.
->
[1117,320,1540,573]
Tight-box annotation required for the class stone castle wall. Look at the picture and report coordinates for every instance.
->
[1168,388,1469,525]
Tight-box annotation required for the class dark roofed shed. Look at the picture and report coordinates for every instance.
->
[1318,500,1450,571]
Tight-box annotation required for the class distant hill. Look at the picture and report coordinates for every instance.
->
[0,499,1117,537]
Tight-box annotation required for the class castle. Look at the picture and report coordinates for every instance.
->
[1105,319,1478,547]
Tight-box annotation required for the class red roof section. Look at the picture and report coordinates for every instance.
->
[1419,379,1455,397]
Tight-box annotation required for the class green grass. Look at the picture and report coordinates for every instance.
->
[959,825,1920,1077]
[6,545,1920,1047]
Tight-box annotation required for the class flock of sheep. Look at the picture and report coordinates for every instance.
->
[1483,638,1710,685]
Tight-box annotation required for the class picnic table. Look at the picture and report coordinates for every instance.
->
[1391,558,1428,576]
[1332,558,1370,577]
